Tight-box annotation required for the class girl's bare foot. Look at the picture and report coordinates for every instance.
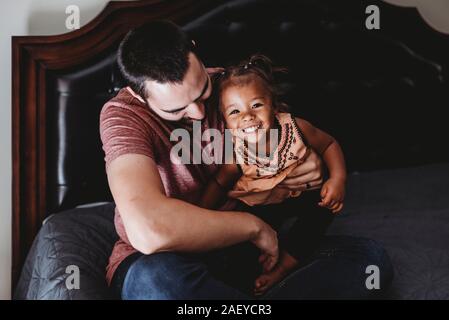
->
[254,264,287,295]
[254,250,299,296]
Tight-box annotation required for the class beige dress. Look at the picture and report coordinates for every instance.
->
[228,112,310,206]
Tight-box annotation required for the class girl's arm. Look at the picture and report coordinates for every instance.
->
[199,163,242,209]
[295,118,346,182]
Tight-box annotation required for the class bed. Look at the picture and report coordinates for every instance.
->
[12,0,449,299]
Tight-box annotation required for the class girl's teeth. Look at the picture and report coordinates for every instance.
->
[243,125,259,133]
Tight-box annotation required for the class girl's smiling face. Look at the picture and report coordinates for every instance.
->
[220,75,276,143]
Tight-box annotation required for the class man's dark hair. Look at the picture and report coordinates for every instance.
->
[117,20,194,98]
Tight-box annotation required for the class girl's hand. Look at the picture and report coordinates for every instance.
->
[318,178,345,214]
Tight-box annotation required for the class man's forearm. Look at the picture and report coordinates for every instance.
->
[124,196,260,254]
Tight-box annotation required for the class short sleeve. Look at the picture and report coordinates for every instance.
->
[100,103,156,169]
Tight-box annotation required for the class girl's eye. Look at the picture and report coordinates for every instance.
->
[229,109,239,115]
[252,103,263,108]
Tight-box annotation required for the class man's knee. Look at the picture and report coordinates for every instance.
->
[122,252,208,300]
[357,238,394,288]
[318,236,394,294]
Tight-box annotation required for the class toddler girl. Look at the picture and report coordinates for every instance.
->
[199,54,346,296]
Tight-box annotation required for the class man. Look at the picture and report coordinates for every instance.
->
[100,20,393,299]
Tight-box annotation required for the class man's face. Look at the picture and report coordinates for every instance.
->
[144,52,212,123]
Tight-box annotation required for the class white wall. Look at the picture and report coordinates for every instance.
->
[0,0,136,300]
[383,0,449,34]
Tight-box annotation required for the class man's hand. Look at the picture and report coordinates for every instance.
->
[250,218,279,273]
[278,149,323,192]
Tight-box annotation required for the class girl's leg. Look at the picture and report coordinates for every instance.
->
[280,190,334,262]
[246,190,334,263]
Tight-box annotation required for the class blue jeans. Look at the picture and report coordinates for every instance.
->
[117,236,393,300]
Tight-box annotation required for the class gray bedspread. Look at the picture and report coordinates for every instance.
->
[14,163,449,299]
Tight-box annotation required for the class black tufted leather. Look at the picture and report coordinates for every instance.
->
[46,52,123,213]
[45,0,447,214]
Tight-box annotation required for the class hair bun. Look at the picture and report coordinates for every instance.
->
[248,54,273,76]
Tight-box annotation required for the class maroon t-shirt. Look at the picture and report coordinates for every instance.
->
[100,87,234,284]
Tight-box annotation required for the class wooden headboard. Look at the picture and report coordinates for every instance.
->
[12,0,448,288]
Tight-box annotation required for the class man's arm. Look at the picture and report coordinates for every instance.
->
[277,148,323,191]
[107,154,278,270]
[198,163,241,210]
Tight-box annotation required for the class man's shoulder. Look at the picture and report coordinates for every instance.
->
[100,87,158,127]
[99,87,167,143]
[102,87,147,113]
